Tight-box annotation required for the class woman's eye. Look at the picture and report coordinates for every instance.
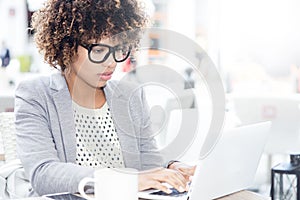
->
[116,47,129,54]
[92,47,106,54]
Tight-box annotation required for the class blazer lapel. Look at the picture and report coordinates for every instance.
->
[104,81,141,169]
[50,73,76,163]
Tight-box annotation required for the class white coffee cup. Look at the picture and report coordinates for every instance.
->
[78,168,138,200]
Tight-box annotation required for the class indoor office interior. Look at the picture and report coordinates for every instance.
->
[0,0,300,199]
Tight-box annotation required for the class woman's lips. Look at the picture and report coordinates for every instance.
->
[98,72,113,81]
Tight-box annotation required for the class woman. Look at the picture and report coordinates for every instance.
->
[15,0,195,196]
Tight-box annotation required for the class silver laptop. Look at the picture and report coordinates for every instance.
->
[138,121,271,200]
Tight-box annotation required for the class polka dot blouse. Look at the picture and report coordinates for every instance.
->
[72,101,125,168]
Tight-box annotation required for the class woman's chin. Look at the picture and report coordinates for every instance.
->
[96,80,108,88]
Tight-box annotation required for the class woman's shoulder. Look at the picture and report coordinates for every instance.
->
[18,72,64,87]
[105,80,143,98]
[16,75,48,94]
[104,80,143,99]
[15,72,65,96]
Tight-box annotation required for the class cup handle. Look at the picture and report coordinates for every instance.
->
[78,177,95,200]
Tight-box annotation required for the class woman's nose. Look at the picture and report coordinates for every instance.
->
[102,53,115,67]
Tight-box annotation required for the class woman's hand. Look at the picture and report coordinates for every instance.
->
[168,162,196,180]
[138,167,189,194]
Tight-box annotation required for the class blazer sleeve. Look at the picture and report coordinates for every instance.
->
[14,79,94,196]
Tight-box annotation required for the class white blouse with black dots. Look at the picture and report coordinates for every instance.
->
[72,101,125,168]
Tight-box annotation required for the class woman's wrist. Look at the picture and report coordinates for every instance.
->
[166,160,179,169]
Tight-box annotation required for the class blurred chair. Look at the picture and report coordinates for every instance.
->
[232,96,300,155]
[164,88,196,111]
[152,88,196,147]
[0,95,14,112]
[0,112,17,165]
[0,112,30,199]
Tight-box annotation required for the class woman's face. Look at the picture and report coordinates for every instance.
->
[69,38,120,89]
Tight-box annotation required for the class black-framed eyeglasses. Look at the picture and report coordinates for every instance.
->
[80,43,132,64]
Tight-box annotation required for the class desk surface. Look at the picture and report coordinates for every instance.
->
[215,190,270,200]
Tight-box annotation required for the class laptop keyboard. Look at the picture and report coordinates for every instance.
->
[150,188,188,197]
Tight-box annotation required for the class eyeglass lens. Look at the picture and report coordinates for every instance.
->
[89,45,130,63]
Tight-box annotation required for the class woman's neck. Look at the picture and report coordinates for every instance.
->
[64,73,106,109]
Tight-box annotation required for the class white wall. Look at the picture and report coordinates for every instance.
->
[166,0,196,40]
[0,0,28,56]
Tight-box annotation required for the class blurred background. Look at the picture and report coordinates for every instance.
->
[1,0,300,196]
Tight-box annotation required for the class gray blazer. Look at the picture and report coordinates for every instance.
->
[14,73,164,196]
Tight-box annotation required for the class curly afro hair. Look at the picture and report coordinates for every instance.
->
[31,0,149,72]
